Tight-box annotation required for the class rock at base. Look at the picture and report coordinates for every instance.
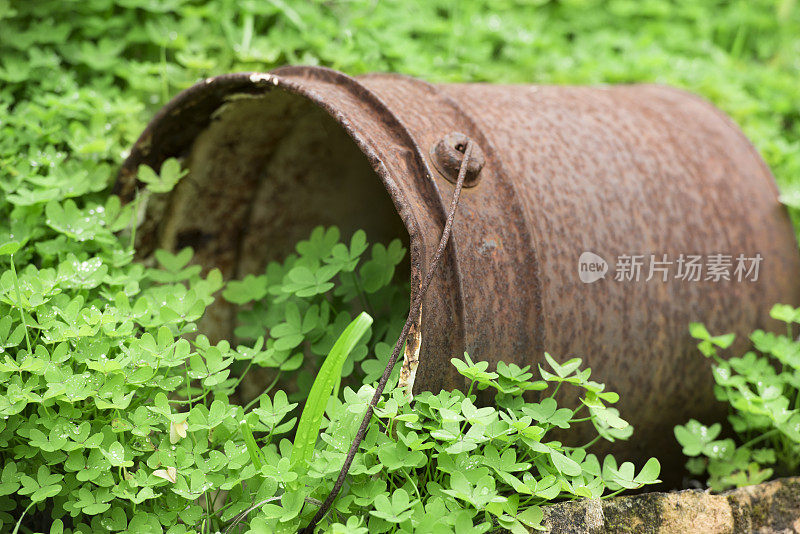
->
[540,477,800,533]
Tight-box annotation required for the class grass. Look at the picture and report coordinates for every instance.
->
[2,1,800,219]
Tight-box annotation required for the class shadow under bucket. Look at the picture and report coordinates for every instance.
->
[115,66,800,481]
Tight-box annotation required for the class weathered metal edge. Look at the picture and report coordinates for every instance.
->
[114,66,448,392]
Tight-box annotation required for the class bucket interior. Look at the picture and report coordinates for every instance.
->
[143,89,410,341]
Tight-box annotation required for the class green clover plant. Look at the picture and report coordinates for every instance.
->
[675,304,800,491]
[289,351,660,533]
[0,197,659,532]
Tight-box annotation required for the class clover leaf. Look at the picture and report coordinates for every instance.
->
[370,488,418,523]
[18,466,63,503]
[137,158,187,194]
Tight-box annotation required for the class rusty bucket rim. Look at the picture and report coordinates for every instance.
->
[114,65,469,377]
[114,64,446,259]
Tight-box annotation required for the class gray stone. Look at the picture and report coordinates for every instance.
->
[538,477,800,533]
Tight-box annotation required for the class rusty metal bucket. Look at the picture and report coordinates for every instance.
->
[115,66,800,478]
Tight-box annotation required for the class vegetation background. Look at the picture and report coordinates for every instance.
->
[2,0,800,222]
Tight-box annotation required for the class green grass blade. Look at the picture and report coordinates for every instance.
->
[240,420,263,471]
[290,312,373,471]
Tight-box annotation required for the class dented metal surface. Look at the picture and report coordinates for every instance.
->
[116,66,800,478]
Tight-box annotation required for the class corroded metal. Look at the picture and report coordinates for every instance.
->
[116,66,800,480]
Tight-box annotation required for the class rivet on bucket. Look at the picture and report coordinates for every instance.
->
[430,132,485,187]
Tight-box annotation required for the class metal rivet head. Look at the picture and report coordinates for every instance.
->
[430,132,485,187]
